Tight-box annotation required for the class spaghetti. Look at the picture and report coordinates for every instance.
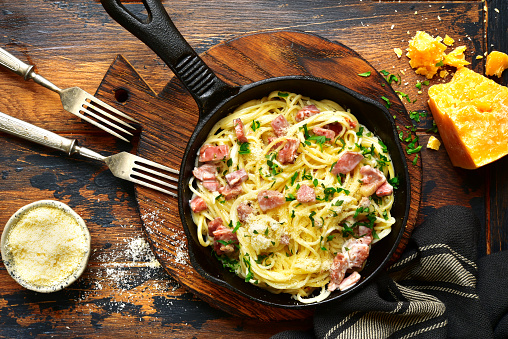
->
[189,91,396,303]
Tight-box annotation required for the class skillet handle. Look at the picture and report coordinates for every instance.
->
[100,0,237,115]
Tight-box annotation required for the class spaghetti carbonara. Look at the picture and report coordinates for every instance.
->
[189,91,396,303]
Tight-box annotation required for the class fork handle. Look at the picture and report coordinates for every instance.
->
[0,47,61,93]
[0,111,78,156]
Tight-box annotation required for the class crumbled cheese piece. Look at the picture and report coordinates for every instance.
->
[440,70,449,78]
[5,206,87,287]
[443,35,455,46]
[427,136,441,150]
[476,55,484,60]
[495,8,499,13]
[394,48,403,58]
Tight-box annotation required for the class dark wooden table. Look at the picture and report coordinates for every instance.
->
[1,0,507,337]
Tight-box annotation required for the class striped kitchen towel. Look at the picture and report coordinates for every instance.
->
[272,205,508,339]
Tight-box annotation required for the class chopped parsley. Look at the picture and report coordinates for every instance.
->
[278,92,289,98]
[214,252,239,273]
[232,221,241,233]
[358,71,371,77]
[396,91,412,103]
[381,96,391,109]
[409,110,427,123]
[239,142,251,154]
[415,80,430,90]
[387,176,400,190]
[309,211,317,227]
[290,171,299,186]
[412,154,419,165]
[251,120,261,132]
[286,193,296,202]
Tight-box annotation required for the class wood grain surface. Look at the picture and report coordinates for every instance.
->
[0,0,501,337]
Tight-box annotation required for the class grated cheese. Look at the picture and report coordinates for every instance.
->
[5,206,88,287]
[427,136,441,150]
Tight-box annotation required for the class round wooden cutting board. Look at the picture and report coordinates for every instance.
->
[98,30,421,321]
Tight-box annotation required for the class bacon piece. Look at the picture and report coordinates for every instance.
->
[225,169,248,186]
[328,253,348,292]
[355,226,373,246]
[331,152,364,175]
[233,118,248,143]
[192,164,217,181]
[339,271,361,291]
[346,243,370,268]
[212,225,239,255]
[277,138,299,164]
[271,115,289,137]
[201,180,220,192]
[359,165,387,196]
[198,144,230,162]
[312,126,335,140]
[237,203,254,223]
[219,183,243,200]
[324,122,343,136]
[257,190,285,212]
[297,184,316,203]
[208,217,224,234]
[190,196,207,213]
[280,234,291,245]
[345,117,357,129]
[192,164,220,192]
[376,181,393,197]
[295,105,321,122]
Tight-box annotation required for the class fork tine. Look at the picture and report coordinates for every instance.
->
[85,93,139,123]
[80,106,134,135]
[131,170,178,190]
[75,112,130,142]
[133,163,179,182]
[84,99,137,130]
[133,157,180,175]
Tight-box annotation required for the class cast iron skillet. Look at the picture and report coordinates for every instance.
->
[101,0,410,308]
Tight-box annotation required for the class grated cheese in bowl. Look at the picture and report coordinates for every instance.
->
[1,200,91,293]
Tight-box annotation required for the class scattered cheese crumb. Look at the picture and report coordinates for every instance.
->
[476,55,484,60]
[439,70,449,78]
[414,11,418,15]
[443,35,455,46]
[494,8,499,13]
[394,48,403,58]
[427,136,441,150]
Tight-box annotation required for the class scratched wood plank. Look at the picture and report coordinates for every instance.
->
[0,0,488,336]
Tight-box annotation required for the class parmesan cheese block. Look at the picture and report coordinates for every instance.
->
[428,67,508,169]
[5,206,88,287]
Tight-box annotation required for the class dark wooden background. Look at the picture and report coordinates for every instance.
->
[0,0,506,337]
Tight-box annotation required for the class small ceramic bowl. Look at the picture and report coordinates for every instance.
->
[1,200,91,293]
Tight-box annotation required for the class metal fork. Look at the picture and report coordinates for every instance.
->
[0,111,178,197]
[0,47,138,142]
